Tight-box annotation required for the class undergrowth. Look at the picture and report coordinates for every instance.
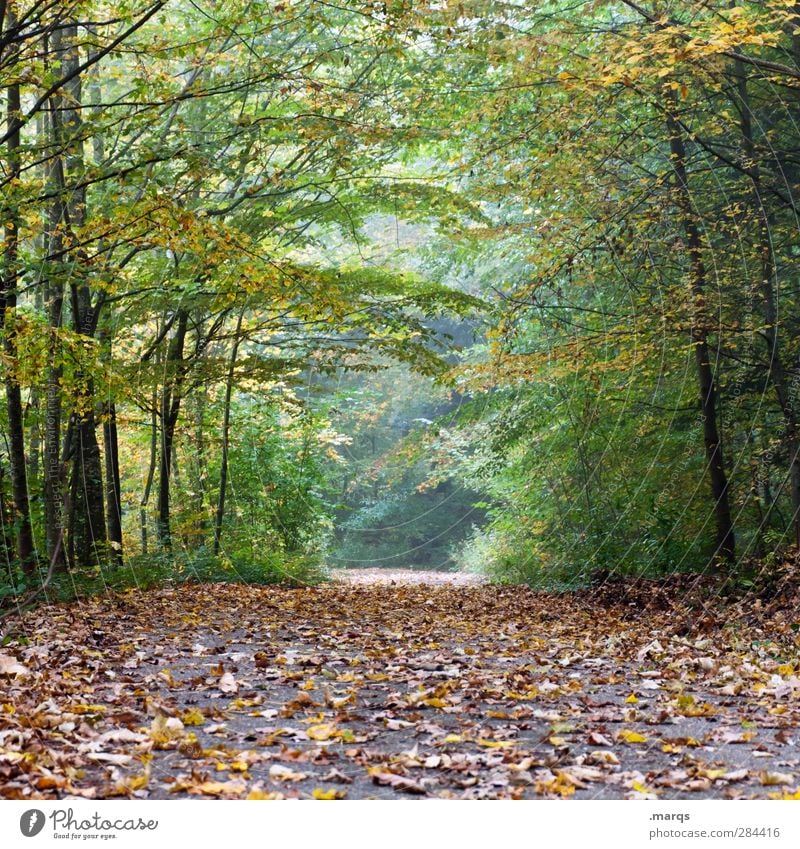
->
[0,548,327,615]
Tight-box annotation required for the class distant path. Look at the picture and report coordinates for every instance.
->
[331,568,485,587]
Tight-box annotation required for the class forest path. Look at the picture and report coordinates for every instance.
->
[331,568,485,587]
[1,582,798,800]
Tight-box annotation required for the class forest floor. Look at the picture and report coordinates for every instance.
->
[1,570,799,800]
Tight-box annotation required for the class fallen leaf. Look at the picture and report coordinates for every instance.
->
[218,672,238,694]
[0,655,29,677]
[618,730,647,744]
[312,787,347,799]
[369,770,427,795]
[269,764,308,782]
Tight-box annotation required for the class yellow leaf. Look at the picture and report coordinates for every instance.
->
[768,789,800,800]
[536,773,576,798]
[194,780,246,797]
[313,788,347,800]
[421,697,448,708]
[181,708,205,726]
[246,789,284,800]
[618,730,647,744]
[149,714,185,746]
[699,769,727,781]
[631,780,657,794]
[478,738,515,748]
[114,773,149,794]
[158,669,177,687]
[307,723,337,741]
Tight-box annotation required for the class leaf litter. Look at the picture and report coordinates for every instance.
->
[0,573,798,799]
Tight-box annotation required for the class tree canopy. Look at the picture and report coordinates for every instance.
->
[3,0,800,603]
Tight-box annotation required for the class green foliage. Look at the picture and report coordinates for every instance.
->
[396,0,800,585]
[323,359,485,571]
[336,477,482,569]
[216,397,337,556]
[4,0,800,598]
[0,548,326,612]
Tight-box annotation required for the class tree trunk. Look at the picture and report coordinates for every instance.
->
[42,30,67,570]
[0,465,16,567]
[103,401,123,561]
[1,16,36,573]
[91,32,122,562]
[68,412,107,568]
[157,309,189,548]
[191,385,208,548]
[140,385,159,554]
[62,21,106,567]
[213,312,244,555]
[667,105,736,567]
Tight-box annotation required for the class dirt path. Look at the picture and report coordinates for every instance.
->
[331,568,485,587]
[1,580,798,799]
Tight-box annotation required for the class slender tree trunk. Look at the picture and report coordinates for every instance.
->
[89,30,121,562]
[61,21,106,567]
[42,31,66,570]
[140,385,158,554]
[213,312,244,555]
[25,109,47,544]
[191,384,208,548]
[157,309,189,548]
[0,465,15,568]
[667,105,736,567]
[1,14,36,573]
[103,401,123,561]
[98,327,121,562]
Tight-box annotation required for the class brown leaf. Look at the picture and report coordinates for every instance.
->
[369,770,428,794]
